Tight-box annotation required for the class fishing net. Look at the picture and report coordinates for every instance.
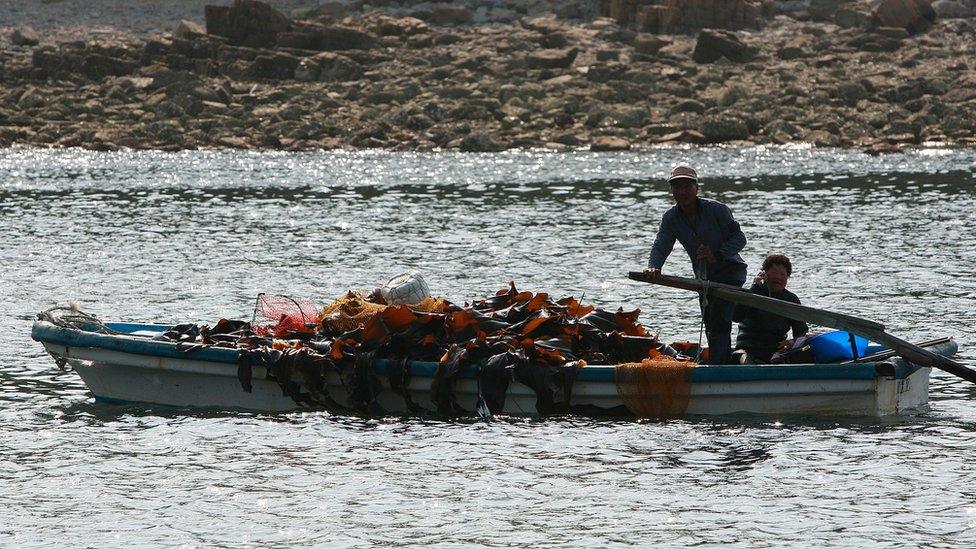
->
[252,293,321,337]
[614,354,694,418]
[320,292,387,333]
[408,297,450,313]
[319,293,452,333]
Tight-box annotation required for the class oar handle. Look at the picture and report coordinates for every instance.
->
[629,271,976,384]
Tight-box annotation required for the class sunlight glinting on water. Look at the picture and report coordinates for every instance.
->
[2,147,976,546]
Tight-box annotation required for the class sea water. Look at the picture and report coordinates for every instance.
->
[2,146,976,546]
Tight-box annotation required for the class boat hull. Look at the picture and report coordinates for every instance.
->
[32,321,947,417]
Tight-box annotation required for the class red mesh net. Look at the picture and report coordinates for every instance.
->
[252,294,321,337]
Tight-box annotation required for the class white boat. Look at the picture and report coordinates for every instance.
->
[31,318,957,417]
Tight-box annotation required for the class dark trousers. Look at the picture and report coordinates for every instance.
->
[700,276,745,365]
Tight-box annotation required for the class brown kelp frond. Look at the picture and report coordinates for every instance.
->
[172,283,675,416]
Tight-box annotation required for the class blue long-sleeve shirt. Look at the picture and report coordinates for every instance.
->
[647,197,748,283]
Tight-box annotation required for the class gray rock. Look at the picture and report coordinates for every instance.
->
[140,66,196,90]
[764,119,798,136]
[834,8,870,28]
[11,27,40,47]
[375,16,428,36]
[314,52,364,81]
[428,4,474,25]
[933,0,973,17]
[672,99,707,114]
[525,48,579,69]
[658,129,705,144]
[17,87,45,109]
[633,34,670,55]
[320,26,378,51]
[836,82,868,106]
[585,63,628,83]
[590,136,631,151]
[848,32,903,52]
[777,45,809,59]
[175,19,207,40]
[720,85,748,107]
[248,53,300,80]
[204,0,292,48]
[406,114,434,131]
[276,28,325,50]
[872,0,936,35]
[521,16,565,34]
[875,26,910,39]
[553,133,582,146]
[808,0,846,20]
[294,58,318,82]
[700,115,751,142]
[80,53,137,80]
[459,131,502,151]
[617,108,649,128]
[692,30,757,64]
[585,104,611,127]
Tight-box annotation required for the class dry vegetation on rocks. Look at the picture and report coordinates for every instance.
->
[1,0,975,153]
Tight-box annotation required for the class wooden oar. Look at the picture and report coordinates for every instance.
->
[842,337,951,364]
[628,271,976,384]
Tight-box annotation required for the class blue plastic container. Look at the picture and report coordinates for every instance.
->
[863,344,887,356]
[808,331,869,363]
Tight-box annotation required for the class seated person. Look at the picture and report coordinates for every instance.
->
[732,254,809,364]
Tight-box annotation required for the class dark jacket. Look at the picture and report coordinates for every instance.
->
[734,283,808,361]
[647,197,747,283]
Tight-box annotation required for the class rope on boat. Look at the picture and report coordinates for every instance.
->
[695,259,709,363]
[614,356,694,418]
[36,305,120,335]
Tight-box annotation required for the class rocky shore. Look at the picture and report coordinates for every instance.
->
[1,0,975,153]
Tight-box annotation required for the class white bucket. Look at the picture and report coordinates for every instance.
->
[380,272,431,305]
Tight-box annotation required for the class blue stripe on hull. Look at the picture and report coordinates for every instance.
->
[35,321,952,384]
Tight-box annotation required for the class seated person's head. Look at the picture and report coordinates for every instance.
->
[761,254,792,292]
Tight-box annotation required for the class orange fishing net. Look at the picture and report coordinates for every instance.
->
[409,297,450,313]
[319,293,451,333]
[614,353,695,418]
[320,292,387,332]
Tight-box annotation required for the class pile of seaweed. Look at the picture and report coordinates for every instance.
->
[161,282,682,416]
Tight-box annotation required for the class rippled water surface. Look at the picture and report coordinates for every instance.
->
[3,147,976,546]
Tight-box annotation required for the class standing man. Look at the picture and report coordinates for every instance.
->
[645,165,747,364]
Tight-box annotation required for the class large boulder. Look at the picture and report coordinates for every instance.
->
[872,0,936,34]
[692,29,757,63]
[204,0,292,48]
